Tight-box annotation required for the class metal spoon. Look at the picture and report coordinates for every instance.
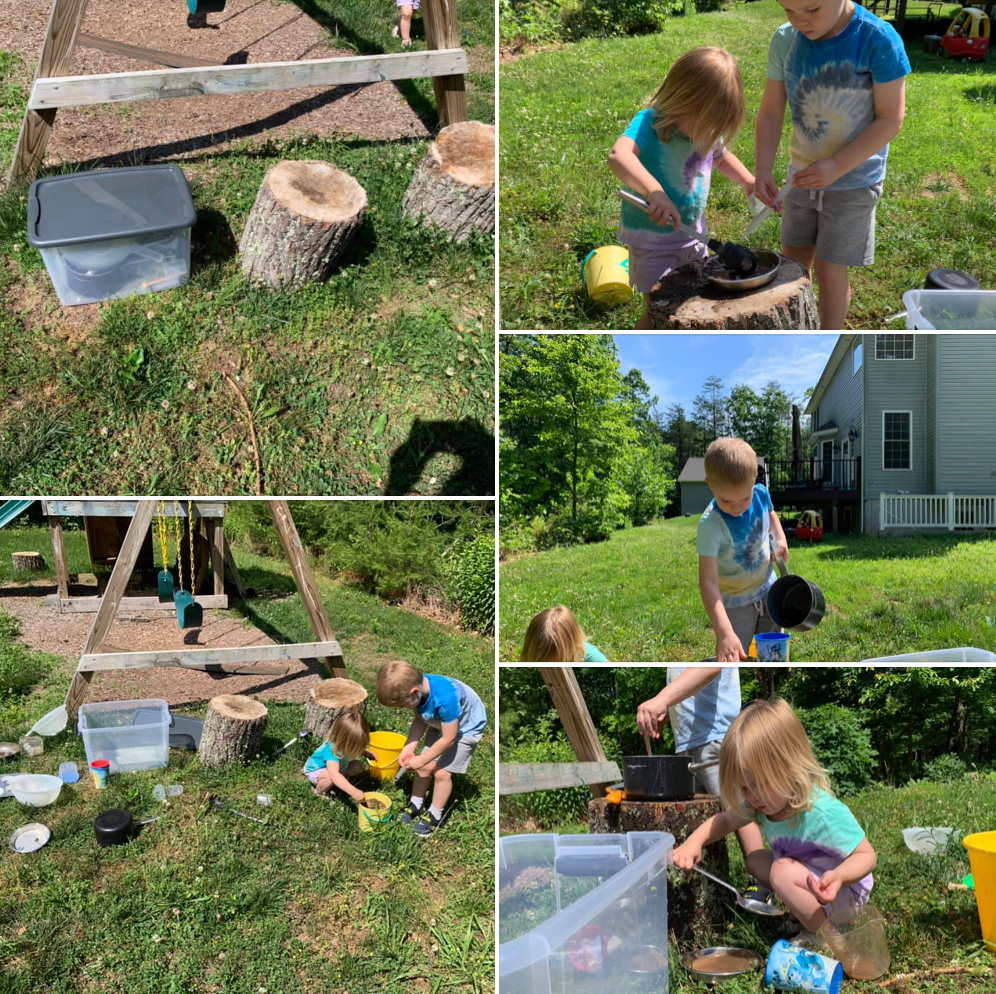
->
[273,729,309,756]
[208,794,266,824]
[691,864,784,916]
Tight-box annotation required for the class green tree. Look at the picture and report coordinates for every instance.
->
[692,375,728,445]
[663,403,702,472]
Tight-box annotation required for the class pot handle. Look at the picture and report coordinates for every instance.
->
[687,758,720,774]
[769,534,789,578]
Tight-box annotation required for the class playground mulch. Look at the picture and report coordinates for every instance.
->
[0,584,328,707]
[0,0,432,170]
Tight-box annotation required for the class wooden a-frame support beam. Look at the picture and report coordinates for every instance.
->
[540,667,611,799]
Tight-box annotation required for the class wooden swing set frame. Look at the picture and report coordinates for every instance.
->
[8,0,469,185]
[57,498,347,716]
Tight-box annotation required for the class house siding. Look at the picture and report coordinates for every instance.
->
[680,482,714,516]
[863,334,929,535]
[934,335,996,493]
[923,334,936,494]
[811,337,863,447]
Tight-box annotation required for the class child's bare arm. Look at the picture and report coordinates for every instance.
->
[608,137,680,228]
[325,760,364,802]
[713,151,755,195]
[699,556,747,662]
[754,78,788,205]
[673,809,751,868]
[795,78,905,189]
[769,511,788,562]
[808,837,877,903]
[401,712,428,758]
[407,719,459,771]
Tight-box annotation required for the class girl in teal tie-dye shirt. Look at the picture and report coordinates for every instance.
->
[608,47,756,328]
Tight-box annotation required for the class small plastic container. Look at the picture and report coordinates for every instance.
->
[499,832,673,994]
[58,762,79,784]
[154,784,167,802]
[79,699,169,773]
[27,165,195,306]
[19,734,44,757]
[90,759,110,789]
[766,939,843,993]
[901,289,996,330]
[755,632,791,662]
[817,905,891,980]
[863,648,996,663]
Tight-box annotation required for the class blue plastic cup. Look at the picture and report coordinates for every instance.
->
[755,632,791,662]
[766,939,843,994]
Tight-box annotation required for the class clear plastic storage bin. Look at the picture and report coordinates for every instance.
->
[901,290,996,330]
[863,647,996,662]
[78,698,170,773]
[27,165,195,306]
[499,832,673,994]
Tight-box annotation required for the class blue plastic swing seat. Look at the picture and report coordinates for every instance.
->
[187,0,227,14]
[174,589,204,629]
[157,569,175,603]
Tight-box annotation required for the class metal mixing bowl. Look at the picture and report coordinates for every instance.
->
[682,946,761,985]
[704,249,781,291]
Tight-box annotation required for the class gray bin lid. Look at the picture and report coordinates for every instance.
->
[27,164,196,248]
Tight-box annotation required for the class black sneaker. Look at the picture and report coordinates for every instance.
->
[745,875,776,904]
[412,810,441,837]
[400,800,423,824]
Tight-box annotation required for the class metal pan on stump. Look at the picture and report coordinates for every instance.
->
[621,755,720,800]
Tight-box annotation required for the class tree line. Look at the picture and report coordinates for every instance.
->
[500,335,809,549]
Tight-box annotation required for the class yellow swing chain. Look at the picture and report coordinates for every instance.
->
[156,500,170,570]
[173,499,185,592]
[188,498,202,597]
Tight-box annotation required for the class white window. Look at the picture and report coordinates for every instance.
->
[875,335,914,360]
[882,411,912,470]
[853,342,863,374]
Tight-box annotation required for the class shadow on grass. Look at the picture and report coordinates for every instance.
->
[192,207,239,266]
[812,532,996,562]
[385,417,495,495]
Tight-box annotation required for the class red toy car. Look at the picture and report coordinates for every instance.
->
[941,8,990,62]
[795,510,824,543]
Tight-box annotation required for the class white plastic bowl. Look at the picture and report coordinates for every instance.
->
[9,774,63,807]
[902,827,956,855]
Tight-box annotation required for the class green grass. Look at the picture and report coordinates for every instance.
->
[0,529,495,994]
[498,516,996,661]
[498,2,996,329]
[0,0,494,495]
[501,779,996,993]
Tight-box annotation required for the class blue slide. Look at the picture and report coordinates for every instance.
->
[0,500,35,529]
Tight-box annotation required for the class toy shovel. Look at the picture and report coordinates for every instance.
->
[617,189,757,275]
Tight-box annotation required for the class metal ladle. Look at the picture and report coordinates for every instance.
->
[691,864,785,916]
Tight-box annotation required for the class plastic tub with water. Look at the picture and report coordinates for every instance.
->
[78,699,169,773]
[498,831,673,994]
[862,648,996,663]
[901,290,996,330]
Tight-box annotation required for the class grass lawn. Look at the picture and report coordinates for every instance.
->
[498,2,996,330]
[499,779,996,993]
[0,526,495,993]
[0,0,495,495]
[498,517,996,661]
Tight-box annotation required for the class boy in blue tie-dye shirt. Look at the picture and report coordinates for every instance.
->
[755,1,911,330]
[696,437,789,662]
[609,47,756,329]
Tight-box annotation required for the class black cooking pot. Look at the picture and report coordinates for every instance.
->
[622,755,720,800]
[766,554,826,632]
[94,808,134,847]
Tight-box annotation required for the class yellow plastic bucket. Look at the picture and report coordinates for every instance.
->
[963,832,996,947]
[358,791,392,833]
[583,246,632,307]
[368,730,408,781]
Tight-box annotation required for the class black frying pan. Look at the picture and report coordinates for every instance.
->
[766,553,826,631]
[622,755,720,800]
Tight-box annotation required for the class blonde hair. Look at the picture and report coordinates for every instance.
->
[520,606,586,662]
[704,437,758,490]
[650,47,745,155]
[376,660,423,707]
[719,698,832,826]
[330,711,371,760]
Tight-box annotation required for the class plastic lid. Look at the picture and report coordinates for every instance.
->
[90,759,111,769]
[27,165,195,248]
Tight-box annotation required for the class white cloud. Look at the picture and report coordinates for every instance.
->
[725,335,837,404]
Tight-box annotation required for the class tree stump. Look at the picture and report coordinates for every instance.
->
[239,160,367,288]
[304,678,368,739]
[649,256,819,329]
[12,552,45,572]
[402,121,495,243]
[199,695,268,768]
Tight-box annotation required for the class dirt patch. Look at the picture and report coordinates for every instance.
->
[3,261,107,343]
[398,585,462,630]
[0,0,433,170]
[921,173,970,202]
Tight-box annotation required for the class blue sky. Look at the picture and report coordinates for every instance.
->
[615,333,840,415]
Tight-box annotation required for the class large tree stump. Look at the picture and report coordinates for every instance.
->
[199,695,268,768]
[304,678,368,739]
[589,796,730,945]
[12,552,45,572]
[649,257,819,329]
[239,160,367,288]
[402,121,495,243]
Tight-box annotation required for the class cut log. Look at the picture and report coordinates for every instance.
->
[649,257,819,329]
[199,695,269,768]
[402,121,494,243]
[239,160,367,288]
[304,678,368,739]
[12,552,45,572]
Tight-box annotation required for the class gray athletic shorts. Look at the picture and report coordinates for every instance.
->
[725,598,782,656]
[680,738,722,795]
[780,182,884,266]
[424,727,480,774]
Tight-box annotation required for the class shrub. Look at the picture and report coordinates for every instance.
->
[921,753,968,784]
[797,705,878,795]
[565,0,683,39]
[449,534,496,634]
[693,0,729,12]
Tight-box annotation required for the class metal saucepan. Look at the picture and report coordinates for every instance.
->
[622,755,720,800]
[766,552,826,632]
[691,864,785,917]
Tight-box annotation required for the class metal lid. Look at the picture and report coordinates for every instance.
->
[27,165,196,249]
[10,822,51,853]
[0,742,19,759]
